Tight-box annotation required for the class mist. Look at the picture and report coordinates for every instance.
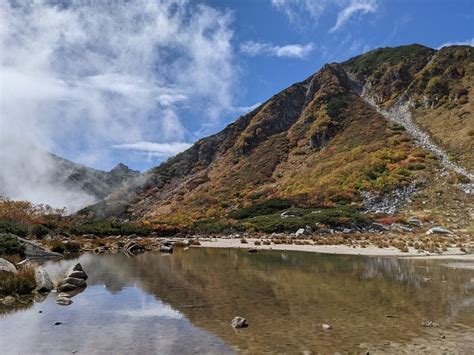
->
[0,0,237,212]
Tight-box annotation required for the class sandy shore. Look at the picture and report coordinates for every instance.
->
[197,238,474,260]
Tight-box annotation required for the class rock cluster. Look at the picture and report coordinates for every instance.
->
[57,263,88,297]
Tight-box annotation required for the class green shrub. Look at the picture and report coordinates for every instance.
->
[0,220,29,237]
[192,219,239,234]
[73,220,151,237]
[31,224,50,239]
[229,199,291,219]
[244,207,368,233]
[326,96,347,118]
[0,233,25,257]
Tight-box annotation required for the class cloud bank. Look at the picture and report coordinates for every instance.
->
[0,0,237,210]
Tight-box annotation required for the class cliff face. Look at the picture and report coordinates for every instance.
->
[88,44,473,222]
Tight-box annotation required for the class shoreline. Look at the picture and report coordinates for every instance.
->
[196,238,474,260]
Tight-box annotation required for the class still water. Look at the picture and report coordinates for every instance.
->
[1,248,474,353]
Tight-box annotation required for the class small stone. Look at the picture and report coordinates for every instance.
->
[321,323,332,331]
[421,320,440,327]
[247,248,258,253]
[56,297,73,306]
[231,316,247,328]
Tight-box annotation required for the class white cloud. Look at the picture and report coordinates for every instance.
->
[272,0,378,33]
[232,102,262,114]
[271,0,329,25]
[241,41,314,58]
[437,38,474,49]
[113,141,192,157]
[0,0,237,210]
[329,0,378,33]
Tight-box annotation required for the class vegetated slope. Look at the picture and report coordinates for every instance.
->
[87,44,472,228]
[49,155,140,201]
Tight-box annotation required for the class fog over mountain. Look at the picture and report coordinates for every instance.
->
[0,0,236,211]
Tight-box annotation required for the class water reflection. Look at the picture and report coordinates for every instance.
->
[1,249,474,353]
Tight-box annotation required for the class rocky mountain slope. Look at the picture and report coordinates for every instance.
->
[87,44,473,230]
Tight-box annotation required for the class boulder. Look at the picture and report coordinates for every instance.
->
[68,270,88,280]
[35,268,54,292]
[58,283,78,292]
[62,277,86,288]
[0,258,18,274]
[56,297,73,306]
[124,241,145,254]
[231,316,247,328]
[247,248,258,253]
[295,228,305,237]
[390,223,414,233]
[426,227,453,235]
[407,217,423,226]
[160,245,173,253]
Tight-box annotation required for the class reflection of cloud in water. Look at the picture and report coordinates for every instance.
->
[115,300,183,320]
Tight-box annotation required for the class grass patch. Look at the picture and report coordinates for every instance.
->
[0,266,36,296]
[73,220,151,237]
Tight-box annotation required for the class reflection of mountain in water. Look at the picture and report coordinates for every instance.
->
[57,250,474,353]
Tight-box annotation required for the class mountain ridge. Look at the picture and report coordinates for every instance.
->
[83,44,473,231]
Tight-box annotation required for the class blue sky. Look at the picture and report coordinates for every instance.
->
[1,0,473,173]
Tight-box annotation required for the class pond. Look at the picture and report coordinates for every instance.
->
[1,248,474,353]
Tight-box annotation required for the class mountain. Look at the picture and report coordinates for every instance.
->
[86,44,473,230]
[49,155,140,201]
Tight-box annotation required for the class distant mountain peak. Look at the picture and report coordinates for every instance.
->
[110,163,139,174]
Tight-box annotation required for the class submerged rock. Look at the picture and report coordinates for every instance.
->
[321,323,332,331]
[35,268,54,292]
[123,241,145,255]
[231,316,248,329]
[0,258,18,274]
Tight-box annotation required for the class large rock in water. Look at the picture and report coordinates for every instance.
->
[35,268,54,292]
[57,263,88,293]
[0,258,18,273]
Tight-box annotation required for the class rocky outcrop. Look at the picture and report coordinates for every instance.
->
[15,236,62,259]
[0,258,17,273]
[35,268,54,292]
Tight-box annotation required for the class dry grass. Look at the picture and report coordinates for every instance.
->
[0,265,36,296]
